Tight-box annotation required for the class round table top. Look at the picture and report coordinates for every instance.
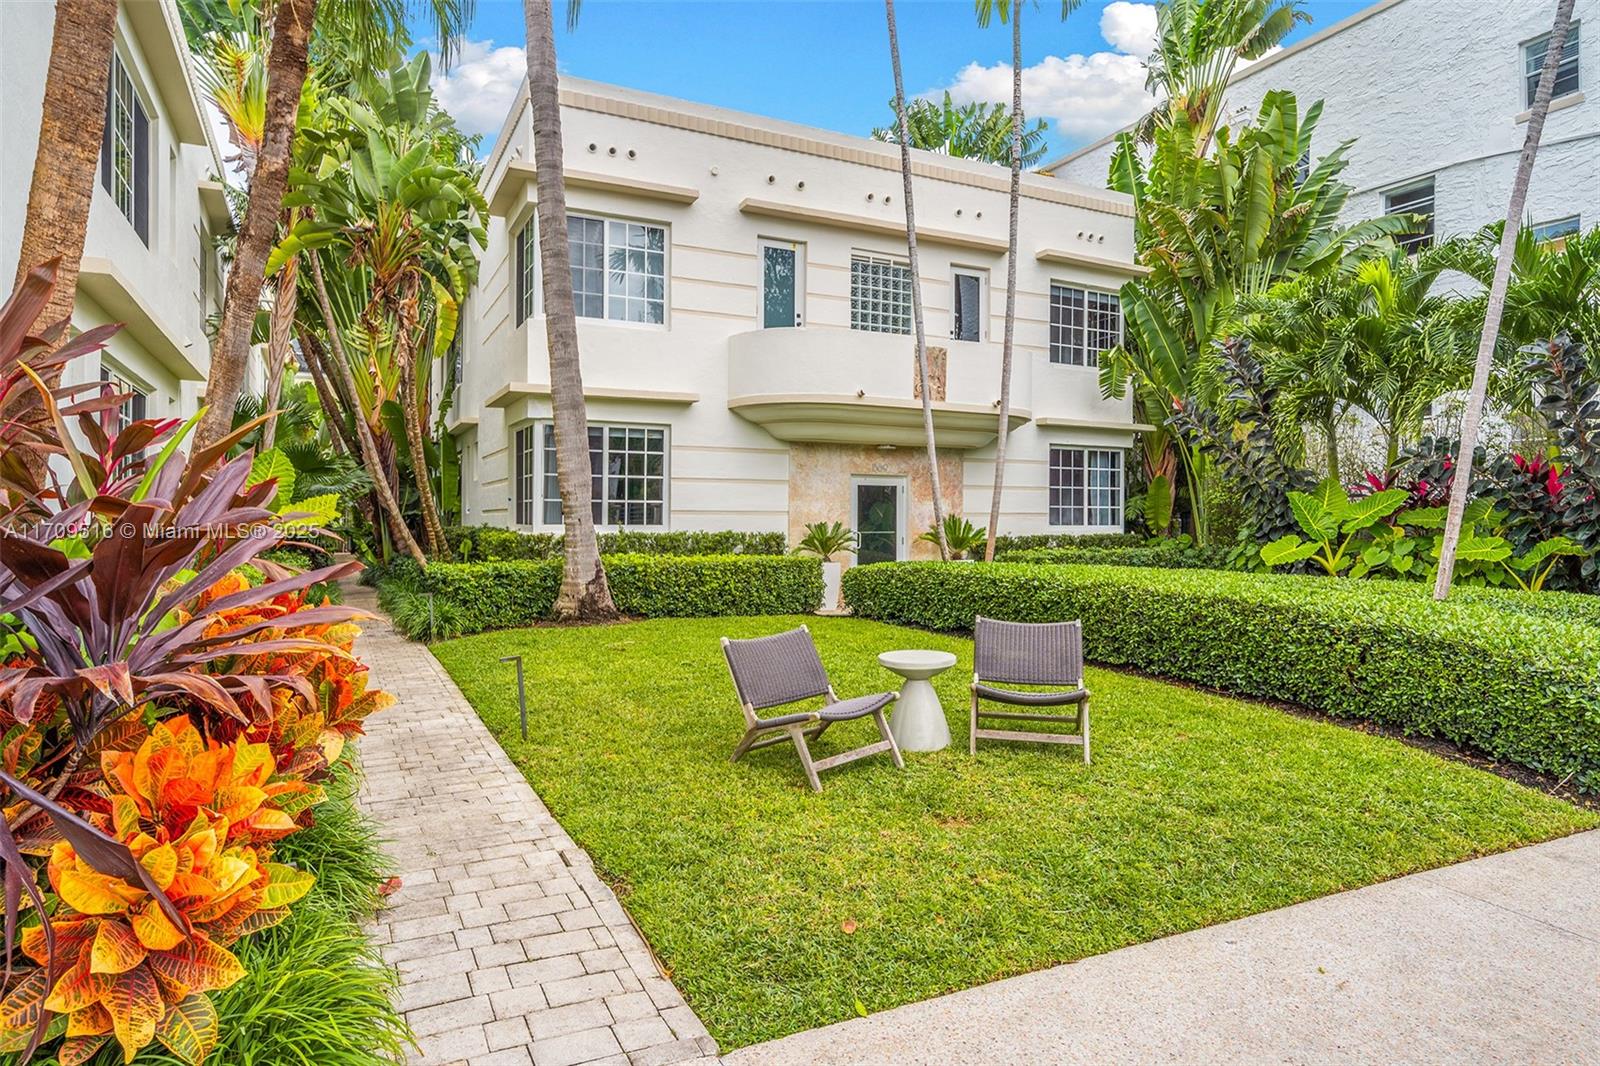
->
[877,649,959,677]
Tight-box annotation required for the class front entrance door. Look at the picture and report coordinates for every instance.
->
[852,477,906,564]
[760,239,804,328]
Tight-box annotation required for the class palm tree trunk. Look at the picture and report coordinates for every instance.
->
[525,0,617,620]
[307,250,427,567]
[196,0,316,449]
[983,2,1023,563]
[11,0,118,339]
[1323,409,1341,480]
[393,273,450,559]
[886,0,948,561]
[296,328,355,458]
[262,255,298,450]
[1434,0,1575,600]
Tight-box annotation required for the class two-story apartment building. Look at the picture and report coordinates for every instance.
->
[1,0,234,427]
[1045,0,1599,249]
[456,79,1146,560]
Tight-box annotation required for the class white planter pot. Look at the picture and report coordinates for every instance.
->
[819,561,843,612]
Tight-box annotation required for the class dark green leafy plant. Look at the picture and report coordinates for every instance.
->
[793,521,857,562]
[917,515,985,560]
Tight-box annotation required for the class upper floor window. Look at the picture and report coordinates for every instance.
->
[1049,447,1123,528]
[101,52,149,245]
[571,217,665,324]
[952,268,984,342]
[1525,24,1581,107]
[1385,179,1435,253]
[99,364,147,436]
[520,422,667,528]
[850,253,911,334]
[1049,285,1121,366]
[1531,215,1581,245]
[514,220,537,325]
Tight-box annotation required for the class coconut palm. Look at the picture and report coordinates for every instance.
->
[1435,0,1577,599]
[195,0,474,449]
[9,0,118,340]
[523,0,617,619]
[885,0,949,560]
[871,92,1048,167]
[973,0,1080,560]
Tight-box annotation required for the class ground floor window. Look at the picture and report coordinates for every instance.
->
[523,422,667,528]
[1049,447,1123,527]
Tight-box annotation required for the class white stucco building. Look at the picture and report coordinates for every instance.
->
[457,79,1146,560]
[1045,0,1600,249]
[1,0,233,427]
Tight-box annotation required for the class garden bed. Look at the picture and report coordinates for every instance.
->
[431,615,1593,1049]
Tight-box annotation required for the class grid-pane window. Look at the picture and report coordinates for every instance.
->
[1049,447,1123,528]
[1049,285,1120,365]
[541,423,664,527]
[514,425,538,525]
[101,53,148,243]
[515,221,536,324]
[1525,24,1580,107]
[1385,179,1435,253]
[565,216,665,323]
[850,254,912,334]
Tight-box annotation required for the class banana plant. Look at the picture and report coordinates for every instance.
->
[1260,476,1409,574]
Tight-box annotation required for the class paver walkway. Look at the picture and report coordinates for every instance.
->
[725,829,1600,1065]
[347,584,720,1066]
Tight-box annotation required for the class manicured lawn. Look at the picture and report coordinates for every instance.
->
[432,616,1595,1050]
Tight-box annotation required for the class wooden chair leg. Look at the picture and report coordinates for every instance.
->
[969,690,979,755]
[789,725,823,792]
[731,727,760,763]
[874,708,904,769]
[1080,698,1091,765]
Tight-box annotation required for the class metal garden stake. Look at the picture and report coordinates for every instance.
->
[500,655,528,739]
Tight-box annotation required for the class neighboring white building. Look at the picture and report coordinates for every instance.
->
[1,0,234,427]
[1044,0,1600,248]
[457,78,1146,560]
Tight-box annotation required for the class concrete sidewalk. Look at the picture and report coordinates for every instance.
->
[724,830,1600,1066]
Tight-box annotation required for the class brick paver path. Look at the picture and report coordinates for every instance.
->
[347,584,720,1066]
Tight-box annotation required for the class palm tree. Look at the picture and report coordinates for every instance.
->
[523,0,618,619]
[973,0,1080,561]
[1435,0,1577,599]
[871,92,1048,167]
[10,0,118,338]
[885,0,949,560]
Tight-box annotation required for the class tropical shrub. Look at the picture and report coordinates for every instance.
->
[444,525,787,563]
[990,532,1143,552]
[792,521,856,562]
[841,561,1600,790]
[379,554,823,639]
[917,515,986,560]
[996,543,1208,568]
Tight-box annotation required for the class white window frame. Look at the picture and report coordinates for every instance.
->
[103,49,150,244]
[513,424,539,526]
[528,420,669,530]
[849,252,912,334]
[757,237,806,328]
[566,214,668,326]
[514,218,537,325]
[1048,446,1124,528]
[849,474,908,563]
[1384,178,1436,253]
[1524,23,1581,108]
[1531,215,1581,244]
[1049,284,1122,366]
[950,266,987,343]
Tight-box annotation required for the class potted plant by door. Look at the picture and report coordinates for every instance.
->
[794,521,858,611]
[919,515,988,560]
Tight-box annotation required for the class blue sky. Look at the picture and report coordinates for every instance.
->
[424,0,1377,160]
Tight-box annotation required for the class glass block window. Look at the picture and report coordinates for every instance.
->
[1049,447,1123,527]
[850,254,912,334]
[1385,179,1435,253]
[541,423,665,527]
[101,53,149,243]
[514,220,536,325]
[1049,285,1121,365]
[1525,24,1580,107]
[564,216,666,323]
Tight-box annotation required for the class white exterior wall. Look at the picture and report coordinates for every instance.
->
[457,78,1143,551]
[1,0,227,422]
[1047,0,1600,242]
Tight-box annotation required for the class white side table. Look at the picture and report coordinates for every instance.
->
[877,649,958,752]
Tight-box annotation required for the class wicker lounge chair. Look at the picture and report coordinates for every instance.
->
[970,616,1091,761]
[720,625,904,792]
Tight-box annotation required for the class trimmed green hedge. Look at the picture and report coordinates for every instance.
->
[997,544,1204,568]
[380,553,822,639]
[992,532,1142,552]
[841,562,1600,791]
[444,525,788,562]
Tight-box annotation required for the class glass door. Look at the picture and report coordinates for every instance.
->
[853,477,904,564]
[760,239,804,328]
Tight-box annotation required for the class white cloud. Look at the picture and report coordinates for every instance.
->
[1099,1,1158,59]
[936,2,1158,144]
[432,38,526,143]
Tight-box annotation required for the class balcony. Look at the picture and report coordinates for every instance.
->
[727,328,1030,449]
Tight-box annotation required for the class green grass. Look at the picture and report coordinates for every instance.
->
[432,615,1596,1050]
